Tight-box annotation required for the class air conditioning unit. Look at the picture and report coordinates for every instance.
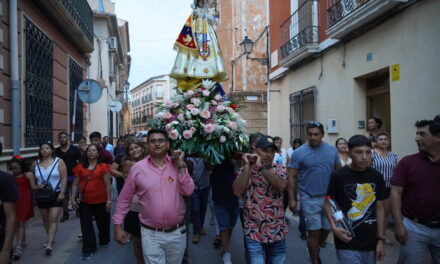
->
[108,36,117,51]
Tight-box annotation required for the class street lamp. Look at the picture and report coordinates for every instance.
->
[239,36,268,66]
[123,80,130,102]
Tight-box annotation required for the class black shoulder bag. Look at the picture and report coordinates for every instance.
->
[35,159,60,202]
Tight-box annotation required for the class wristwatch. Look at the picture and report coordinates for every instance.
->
[376,237,385,242]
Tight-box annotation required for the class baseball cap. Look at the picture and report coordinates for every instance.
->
[255,136,278,150]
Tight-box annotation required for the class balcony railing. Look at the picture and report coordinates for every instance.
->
[59,0,93,44]
[32,0,93,53]
[280,0,319,61]
[327,0,370,28]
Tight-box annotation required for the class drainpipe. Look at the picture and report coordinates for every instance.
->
[10,0,20,155]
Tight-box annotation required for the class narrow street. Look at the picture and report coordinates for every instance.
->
[14,201,401,264]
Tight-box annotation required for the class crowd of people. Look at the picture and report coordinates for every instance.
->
[0,114,439,264]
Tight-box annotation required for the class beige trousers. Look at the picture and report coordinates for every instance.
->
[141,226,186,264]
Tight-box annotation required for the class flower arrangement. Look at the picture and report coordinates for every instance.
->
[150,80,249,164]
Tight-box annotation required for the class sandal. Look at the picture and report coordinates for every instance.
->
[12,247,23,260]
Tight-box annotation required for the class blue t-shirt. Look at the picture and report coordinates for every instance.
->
[288,142,340,196]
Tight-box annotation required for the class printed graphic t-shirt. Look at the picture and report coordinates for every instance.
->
[327,166,387,251]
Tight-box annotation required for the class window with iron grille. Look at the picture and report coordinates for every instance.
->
[69,59,84,142]
[289,87,316,143]
[24,19,53,147]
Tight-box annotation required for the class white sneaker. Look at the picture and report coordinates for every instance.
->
[222,252,232,264]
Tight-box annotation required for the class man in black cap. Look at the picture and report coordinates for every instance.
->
[233,135,288,264]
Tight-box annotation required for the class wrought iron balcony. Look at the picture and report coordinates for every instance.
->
[32,0,94,53]
[326,0,408,39]
[280,0,319,67]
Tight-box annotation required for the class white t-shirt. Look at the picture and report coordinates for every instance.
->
[273,148,288,167]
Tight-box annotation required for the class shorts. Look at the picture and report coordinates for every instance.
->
[124,210,141,237]
[36,192,63,209]
[214,202,239,231]
[336,250,375,264]
[64,176,74,196]
[300,192,330,231]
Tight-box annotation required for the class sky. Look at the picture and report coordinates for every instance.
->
[114,0,193,89]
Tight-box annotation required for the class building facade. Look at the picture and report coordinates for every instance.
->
[130,75,176,134]
[268,0,440,157]
[86,0,131,142]
[0,0,93,168]
[216,0,269,134]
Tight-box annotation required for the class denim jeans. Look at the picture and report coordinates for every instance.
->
[245,236,286,264]
[397,217,440,264]
[191,187,210,235]
[336,250,376,264]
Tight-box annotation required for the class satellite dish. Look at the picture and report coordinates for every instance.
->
[109,100,123,112]
[77,79,103,103]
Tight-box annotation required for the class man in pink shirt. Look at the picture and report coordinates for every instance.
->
[113,128,194,263]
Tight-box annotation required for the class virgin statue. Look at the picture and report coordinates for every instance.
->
[170,0,228,91]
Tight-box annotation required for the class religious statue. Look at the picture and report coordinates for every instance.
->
[170,0,228,91]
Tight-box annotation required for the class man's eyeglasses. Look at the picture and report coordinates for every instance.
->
[306,121,323,127]
[148,139,168,145]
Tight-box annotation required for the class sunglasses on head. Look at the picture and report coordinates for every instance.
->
[307,121,322,127]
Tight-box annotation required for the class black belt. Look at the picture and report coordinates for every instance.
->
[406,216,440,229]
[140,222,185,233]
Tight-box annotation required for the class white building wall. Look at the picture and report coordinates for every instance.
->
[269,0,440,158]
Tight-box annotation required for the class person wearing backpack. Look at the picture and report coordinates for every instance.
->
[31,142,67,256]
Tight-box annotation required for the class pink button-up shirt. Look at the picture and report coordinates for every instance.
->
[113,155,194,228]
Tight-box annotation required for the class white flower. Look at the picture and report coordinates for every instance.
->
[169,129,180,140]
[219,136,227,143]
[214,94,222,101]
[184,90,194,98]
[202,79,216,90]
[216,105,226,112]
[177,114,185,121]
[226,107,235,114]
[211,100,218,106]
[202,90,210,97]
[191,108,200,116]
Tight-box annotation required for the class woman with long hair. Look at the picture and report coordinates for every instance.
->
[371,132,398,239]
[364,117,383,143]
[119,139,146,264]
[8,156,36,260]
[71,144,111,260]
[335,138,352,166]
[31,142,67,255]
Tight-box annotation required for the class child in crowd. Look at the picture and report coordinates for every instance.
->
[8,156,36,260]
[325,135,387,264]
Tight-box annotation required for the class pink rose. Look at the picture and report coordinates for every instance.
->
[186,104,196,110]
[226,107,235,114]
[165,100,174,108]
[228,121,237,130]
[202,90,210,97]
[190,98,201,106]
[190,127,197,133]
[191,108,200,116]
[183,130,193,139]
[184,90,194,97]
[162,112,172,119]
[214,94,222,101]
[219,136,226,143]
[204,124,215,134]
[169,129,179,140]
[200,110,211,119]
[211,100,218,106]
[216,105,226,112]
[165,124,173,132]
[177,113,185,121]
